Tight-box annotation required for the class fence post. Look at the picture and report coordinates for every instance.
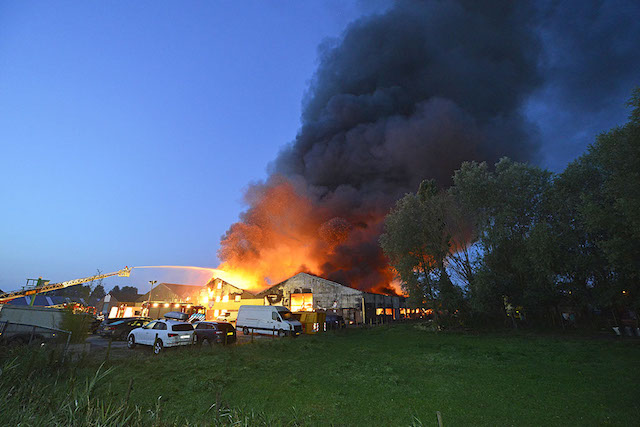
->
[62,331,72,362]
[29,325,36,345]
[105,338,112,362]
[251,328,254,343]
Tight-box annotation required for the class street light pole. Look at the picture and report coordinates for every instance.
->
[148,280,157,316]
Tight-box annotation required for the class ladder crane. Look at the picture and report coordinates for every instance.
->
[0,267,132,304]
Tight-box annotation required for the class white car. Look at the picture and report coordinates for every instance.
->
[127,319,194,354]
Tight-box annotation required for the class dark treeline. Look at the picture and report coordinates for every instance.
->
[381,89,640,328]
[45,282,139,305]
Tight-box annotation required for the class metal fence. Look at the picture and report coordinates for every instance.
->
[0,320,72,350]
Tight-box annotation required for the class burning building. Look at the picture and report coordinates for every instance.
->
[137,283,205,319]
[216,1,546,294]
[201,277,263,322]
[257,272,407,325]
[135,274,407,325]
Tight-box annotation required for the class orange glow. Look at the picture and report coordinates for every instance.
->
[216,176,404,295]
[130,185,410,297]
[291,293,313,312]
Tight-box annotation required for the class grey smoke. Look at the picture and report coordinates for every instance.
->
[220,0,640,291]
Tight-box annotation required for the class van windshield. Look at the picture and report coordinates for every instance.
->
[278,310,293,320]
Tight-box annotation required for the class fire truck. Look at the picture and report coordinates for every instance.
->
[0,267,132,304]
[0,267,132,344]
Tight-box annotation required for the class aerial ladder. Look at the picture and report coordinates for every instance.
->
[0,267,132,304]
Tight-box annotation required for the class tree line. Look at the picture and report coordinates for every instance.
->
[380,89,640,327]
[44,270,140,305]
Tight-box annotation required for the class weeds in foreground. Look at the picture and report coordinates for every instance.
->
[0,346,302,426]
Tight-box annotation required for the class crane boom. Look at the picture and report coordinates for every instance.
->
[0,267,132,304]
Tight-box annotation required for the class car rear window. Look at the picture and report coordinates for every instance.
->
[217,323,234,332]
[172,323,194,331]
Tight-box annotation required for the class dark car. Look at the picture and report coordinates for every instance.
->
[90,317,102,334]
[96,317,145,335]
[325,313,346,330]
[99,317,150,340]
[194,321,236,345]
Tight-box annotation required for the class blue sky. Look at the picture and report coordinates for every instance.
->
[0,1,384,291]
[1,1,636,293]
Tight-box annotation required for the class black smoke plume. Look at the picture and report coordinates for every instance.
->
[218,0,639,293]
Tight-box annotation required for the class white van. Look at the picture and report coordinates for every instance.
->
[236,305,302,337]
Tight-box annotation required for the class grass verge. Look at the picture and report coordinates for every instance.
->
[1,324,639,425]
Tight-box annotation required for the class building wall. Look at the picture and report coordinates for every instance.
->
[203,278,261,322]
[258,273,407,324]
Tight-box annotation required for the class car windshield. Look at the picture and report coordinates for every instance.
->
[172,323,194,331]
[278,310,294,320]
[110,320,125,326]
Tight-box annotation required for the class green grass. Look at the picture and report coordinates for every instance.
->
[1,324,639,425]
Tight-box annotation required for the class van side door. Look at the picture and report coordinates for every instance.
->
[270,310,281,335]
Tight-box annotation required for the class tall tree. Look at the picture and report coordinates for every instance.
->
[380,180,464,315]
[561,88,640,311]
[110,286,140,301]
[452,158,555,318]
[90,284,106,302]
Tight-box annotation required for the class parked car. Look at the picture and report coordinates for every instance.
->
[193,321,236,345]
[96,317,142,335]
[325,313,346,330]
[236,305,302,337]
[127,318,194,354]
[99,317,150,340]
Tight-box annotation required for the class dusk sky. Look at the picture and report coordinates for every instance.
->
[1,1,638,293]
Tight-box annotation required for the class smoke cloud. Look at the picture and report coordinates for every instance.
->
[218,0,639,293]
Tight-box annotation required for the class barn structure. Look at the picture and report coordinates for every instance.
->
[131,274,408,324]
[136,283,205,319]
[256,273,407,325]
[201,277,263,321]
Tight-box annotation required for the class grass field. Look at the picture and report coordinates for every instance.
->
[1,324,639,425]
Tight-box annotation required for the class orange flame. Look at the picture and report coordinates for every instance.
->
[216,176,404,295]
